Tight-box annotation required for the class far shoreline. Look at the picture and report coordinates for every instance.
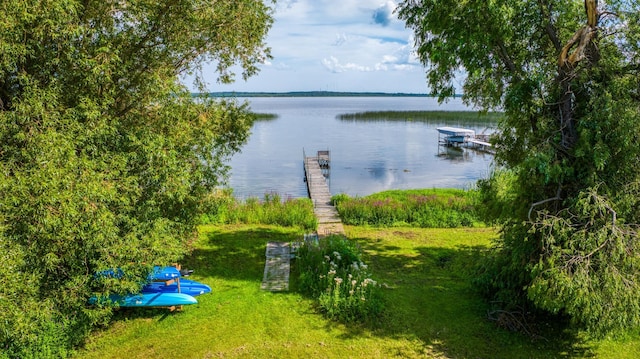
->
[199,91,463,98]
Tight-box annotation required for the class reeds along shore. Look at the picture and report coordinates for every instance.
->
[337,110,502,124]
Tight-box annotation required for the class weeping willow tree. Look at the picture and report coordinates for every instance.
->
[0,1,273,357]
[398,0,640,335]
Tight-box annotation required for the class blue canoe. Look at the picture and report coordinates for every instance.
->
[109,292,197,307]
[142,279,212,296]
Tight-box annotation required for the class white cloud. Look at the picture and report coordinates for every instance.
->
[322,56,373,73]
[200,0,430,93]
[382,54,398,63]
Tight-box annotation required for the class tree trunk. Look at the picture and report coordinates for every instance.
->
[557,0,599,150]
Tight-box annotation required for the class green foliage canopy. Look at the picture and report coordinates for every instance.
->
[0,0,273,357]
[398,0,640,335]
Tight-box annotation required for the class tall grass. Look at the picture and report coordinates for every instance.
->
[200,190,317,231]
[253,113,278,121]
[294,235,384,324]
[337,110,501,125]
[332,189,481,227]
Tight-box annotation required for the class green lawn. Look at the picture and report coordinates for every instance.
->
[75,224,640,358]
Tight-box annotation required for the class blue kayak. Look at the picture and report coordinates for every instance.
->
[149,266,182,280]
[108,292,197,307]
[97,266,183,280]
[89,292,198,307]
[142,279,212,296]
[95,268,124,278]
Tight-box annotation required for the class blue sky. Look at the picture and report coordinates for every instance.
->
[201,0,434,93]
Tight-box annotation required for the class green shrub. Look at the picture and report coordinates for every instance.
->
[333,189,481,228]
[199,189,236,224]
[294,236,384,323]
[1,304,73,359]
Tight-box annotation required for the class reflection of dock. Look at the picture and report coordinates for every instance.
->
[437,146,471,162]
[437,127,494,153]
[303,150,345,237]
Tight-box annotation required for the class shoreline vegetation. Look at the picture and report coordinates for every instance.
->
[337,110,502,123]
[200,188,482,229]
[253,112,278,121]
[201,91,456,98]
[252,110,502,124]
[75,188,635,358]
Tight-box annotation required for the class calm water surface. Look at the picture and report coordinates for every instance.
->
[226,97,495,199]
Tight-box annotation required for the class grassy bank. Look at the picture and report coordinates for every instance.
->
[333,189,481,228]
[73,224,639,358]
[73,189,640,358]
[200,191,317,231]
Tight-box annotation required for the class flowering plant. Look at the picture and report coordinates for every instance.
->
[295,235,383,323]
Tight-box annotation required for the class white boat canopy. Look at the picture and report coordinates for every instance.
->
[436,127,476,137]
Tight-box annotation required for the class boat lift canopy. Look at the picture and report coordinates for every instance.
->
[436,127,476,137]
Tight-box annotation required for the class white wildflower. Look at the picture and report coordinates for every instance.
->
[324,255,330,262]
[359,262,368,270]
[363,278,375,287]
[334,277,343,285]
[351,262,359,271]
[328,269,336,276]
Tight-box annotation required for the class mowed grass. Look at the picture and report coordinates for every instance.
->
[76,225,640,358]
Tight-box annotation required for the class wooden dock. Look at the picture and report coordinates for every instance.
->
[304,151,345,237]
[260,150,345,292]
[465,138,493,152]
[260,242,290,291]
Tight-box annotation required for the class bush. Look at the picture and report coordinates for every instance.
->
[1,301,73,359]
[295,236,384,323]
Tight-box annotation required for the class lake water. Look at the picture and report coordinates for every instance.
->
[226,96,495,199]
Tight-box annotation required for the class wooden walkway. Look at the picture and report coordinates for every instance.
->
[304,153,345,237]
[260,150,346,292]
[260,242,290,291]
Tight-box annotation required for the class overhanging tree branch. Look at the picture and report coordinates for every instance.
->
[538,0,562,52]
